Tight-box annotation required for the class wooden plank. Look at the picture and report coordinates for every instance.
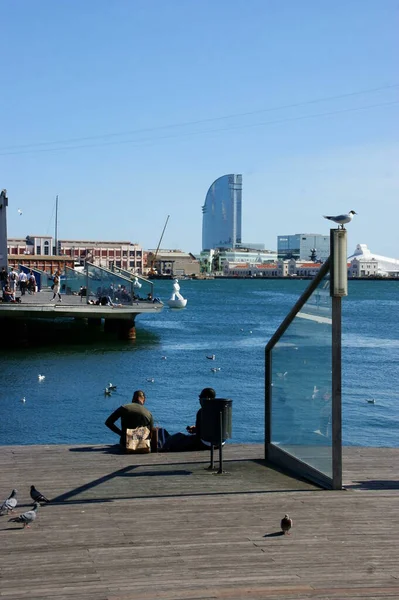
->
[0,444,398,600]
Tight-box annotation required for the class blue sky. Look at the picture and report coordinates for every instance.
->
[1,0,398,255]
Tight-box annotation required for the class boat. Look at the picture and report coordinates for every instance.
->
[167,279,187,309]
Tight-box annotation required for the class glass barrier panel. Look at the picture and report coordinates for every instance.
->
[64,266,87,296]
[86,263,134,306]
[270,278,332,478]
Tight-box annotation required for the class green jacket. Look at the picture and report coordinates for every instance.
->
[105,402,154,446]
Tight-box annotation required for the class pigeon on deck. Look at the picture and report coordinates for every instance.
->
[323,210,357,229]
[281,514,293,535]
[30,485,50,504]
[9,503,39,528]
[0,489,18,515]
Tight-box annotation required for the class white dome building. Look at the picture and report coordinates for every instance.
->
[348,244,399,277]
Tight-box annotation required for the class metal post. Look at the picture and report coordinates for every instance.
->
[217,409,224,474]
[265,348,272,461]
[85,261,89,305]
[54,195,58,256]
[332,296,342,489]
[210,445,215,470]
[330,229,345,489]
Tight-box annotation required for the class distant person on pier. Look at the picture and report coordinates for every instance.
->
[105,390,154,448]
[2,285,15,302]
[0,267,8,291]
[9,269,18,295]
[18,271,28,295]
[27,271,36,294]
[162,387,217,452]
[50,271,62,302]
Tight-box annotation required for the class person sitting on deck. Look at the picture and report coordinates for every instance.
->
[2,285,15,302]
[105,390,154,448]
[162,387,217,452]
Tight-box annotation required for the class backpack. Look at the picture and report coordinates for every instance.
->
[11,273,16,281]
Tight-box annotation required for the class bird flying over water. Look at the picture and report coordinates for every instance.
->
[0,489,18,514]
[281,514,293,535]
[9,503,39,528]
[323,210,357,229]
[108,383,117,391]
[30,485,50,504]
[104,387,112,396]
[38,374,45,381]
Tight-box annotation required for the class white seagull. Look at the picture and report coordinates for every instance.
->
[38,374,45,381]
[323,210,357,229]
[17,208,23,216]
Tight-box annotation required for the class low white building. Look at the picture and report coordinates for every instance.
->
[348,244,399,277]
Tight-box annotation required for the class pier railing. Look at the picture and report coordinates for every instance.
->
[64,262,158,306]
[265,230,345,490]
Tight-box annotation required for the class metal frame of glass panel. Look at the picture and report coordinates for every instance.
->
[265,232,343,490]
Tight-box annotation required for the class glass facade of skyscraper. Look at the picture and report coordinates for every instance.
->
[202,174,242,251]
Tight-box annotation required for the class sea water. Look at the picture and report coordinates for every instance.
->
[0,279,398,447]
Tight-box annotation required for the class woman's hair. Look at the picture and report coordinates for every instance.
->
[132,390,146,403]
[199,387,216,400]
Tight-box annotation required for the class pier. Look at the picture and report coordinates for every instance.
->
[1,444,398,599]
[0,289,163,340]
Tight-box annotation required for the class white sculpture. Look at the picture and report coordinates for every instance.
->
[133,277,142,289]
[167,279,187,309]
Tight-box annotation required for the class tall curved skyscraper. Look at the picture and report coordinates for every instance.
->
[202,174,242,250]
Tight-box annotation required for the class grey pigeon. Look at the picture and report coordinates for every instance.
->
[0,489,18,515]
[323,210,357,229]
[281,514,293,535]
[9,503,39,528]
[30,485,50,504]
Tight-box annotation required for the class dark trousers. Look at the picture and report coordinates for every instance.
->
[162,432,208,452]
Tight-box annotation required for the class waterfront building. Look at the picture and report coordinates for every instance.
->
[145,249,200,277]
[223,261,287,277]
[202,174,242,250]
[348,244,399,277]
[277,233,330,261]
[200,247,277,274]
[0,190,8,270]
[223,259,322,278]
[7,236,143,273]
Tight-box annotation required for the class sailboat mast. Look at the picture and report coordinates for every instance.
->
[54,195,58,256]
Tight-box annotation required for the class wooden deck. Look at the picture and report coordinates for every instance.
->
[0,444,398,600]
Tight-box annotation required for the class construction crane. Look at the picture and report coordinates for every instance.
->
[148,215,170,277]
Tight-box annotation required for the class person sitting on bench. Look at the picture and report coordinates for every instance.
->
[162,387,217,452]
